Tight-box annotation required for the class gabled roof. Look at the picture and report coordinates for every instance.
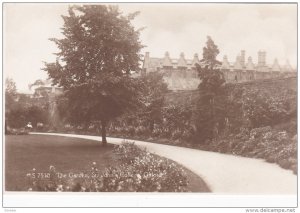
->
[271,59,281,72]
[282,60,293,72]
[177,53,187,67]
[162,52,173,67]
[221,55,230,69]
[234,56,243,70]
[246,57,255,70]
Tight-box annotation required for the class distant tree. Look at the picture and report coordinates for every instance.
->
[5,78,17,95]
[194,36,226,143]
[5,78,17,113]
[43,5,143,145]
[5,78,17,132]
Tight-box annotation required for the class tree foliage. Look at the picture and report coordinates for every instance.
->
[5,78,49,130]
[5,78,17,111]
[241,88,294,129]
[139,72,168,132]
[43,5,144,144]
[201,36,221,69]
[194,36,226,143]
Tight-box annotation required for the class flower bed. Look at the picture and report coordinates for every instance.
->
[26,142,189,192]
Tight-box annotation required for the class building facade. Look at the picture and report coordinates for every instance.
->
[220,50,296,83]
[142,50,296,90]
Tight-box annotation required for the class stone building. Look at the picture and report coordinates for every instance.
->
[30,79,63,98]
[142,52,201,90]
[142,50,296,90]
[221,50,296,83]
[29,79,63,127]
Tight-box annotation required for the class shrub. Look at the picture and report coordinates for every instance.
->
[6,127,29,135]
[208,126,297,173]
[241,88,295,128]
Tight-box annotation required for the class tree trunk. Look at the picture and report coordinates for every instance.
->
[101,120,107,146]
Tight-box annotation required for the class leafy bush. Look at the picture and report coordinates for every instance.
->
[26,142,189,192]
[241,88,295,128]
[208,126,297,173]
[6,127,29,135]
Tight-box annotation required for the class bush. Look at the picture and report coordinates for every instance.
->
[241,88,295,128]
[26,142,189,192]
[6,127,29,135]
[208,126,297,173]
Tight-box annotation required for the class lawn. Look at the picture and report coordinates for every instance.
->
[5,135,210,192]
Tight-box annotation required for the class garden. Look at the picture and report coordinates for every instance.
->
[4,6,297,193]
[5,135,210,192]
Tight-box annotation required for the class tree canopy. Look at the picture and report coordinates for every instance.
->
[43,5,144,144]
[200,36,221,69]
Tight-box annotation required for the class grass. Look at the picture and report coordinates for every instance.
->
[5,135,210,192]
[5,135,115,191]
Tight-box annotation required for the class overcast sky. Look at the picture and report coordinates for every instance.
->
[3,3,297,93]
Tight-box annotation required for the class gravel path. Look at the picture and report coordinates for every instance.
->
[31,132,297,194]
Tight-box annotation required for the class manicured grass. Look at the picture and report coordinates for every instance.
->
[5,135,115,191]
[5,135,210,192]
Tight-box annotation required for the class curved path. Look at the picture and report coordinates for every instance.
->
[31,132,297,194]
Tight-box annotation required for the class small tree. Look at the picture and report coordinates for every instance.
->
[43,5,143,145]
[194,36,226,143]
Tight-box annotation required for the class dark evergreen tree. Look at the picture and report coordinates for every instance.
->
[194,36,226,143]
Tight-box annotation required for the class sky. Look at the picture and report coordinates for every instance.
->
[3,3,297,93]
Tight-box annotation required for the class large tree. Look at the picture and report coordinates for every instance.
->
[194,36,226,143]
[43,5,144,145]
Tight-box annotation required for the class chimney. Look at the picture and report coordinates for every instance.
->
[262,51,266,66]
[258,50,266,67]
[142,52,150,70]
[240,50,245,67]
[145,52,150,59]
[192,53,200,66]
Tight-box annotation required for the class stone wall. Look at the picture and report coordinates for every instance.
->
[165,76,297,105]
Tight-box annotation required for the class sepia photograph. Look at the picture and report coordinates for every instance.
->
[2,1,298,209]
